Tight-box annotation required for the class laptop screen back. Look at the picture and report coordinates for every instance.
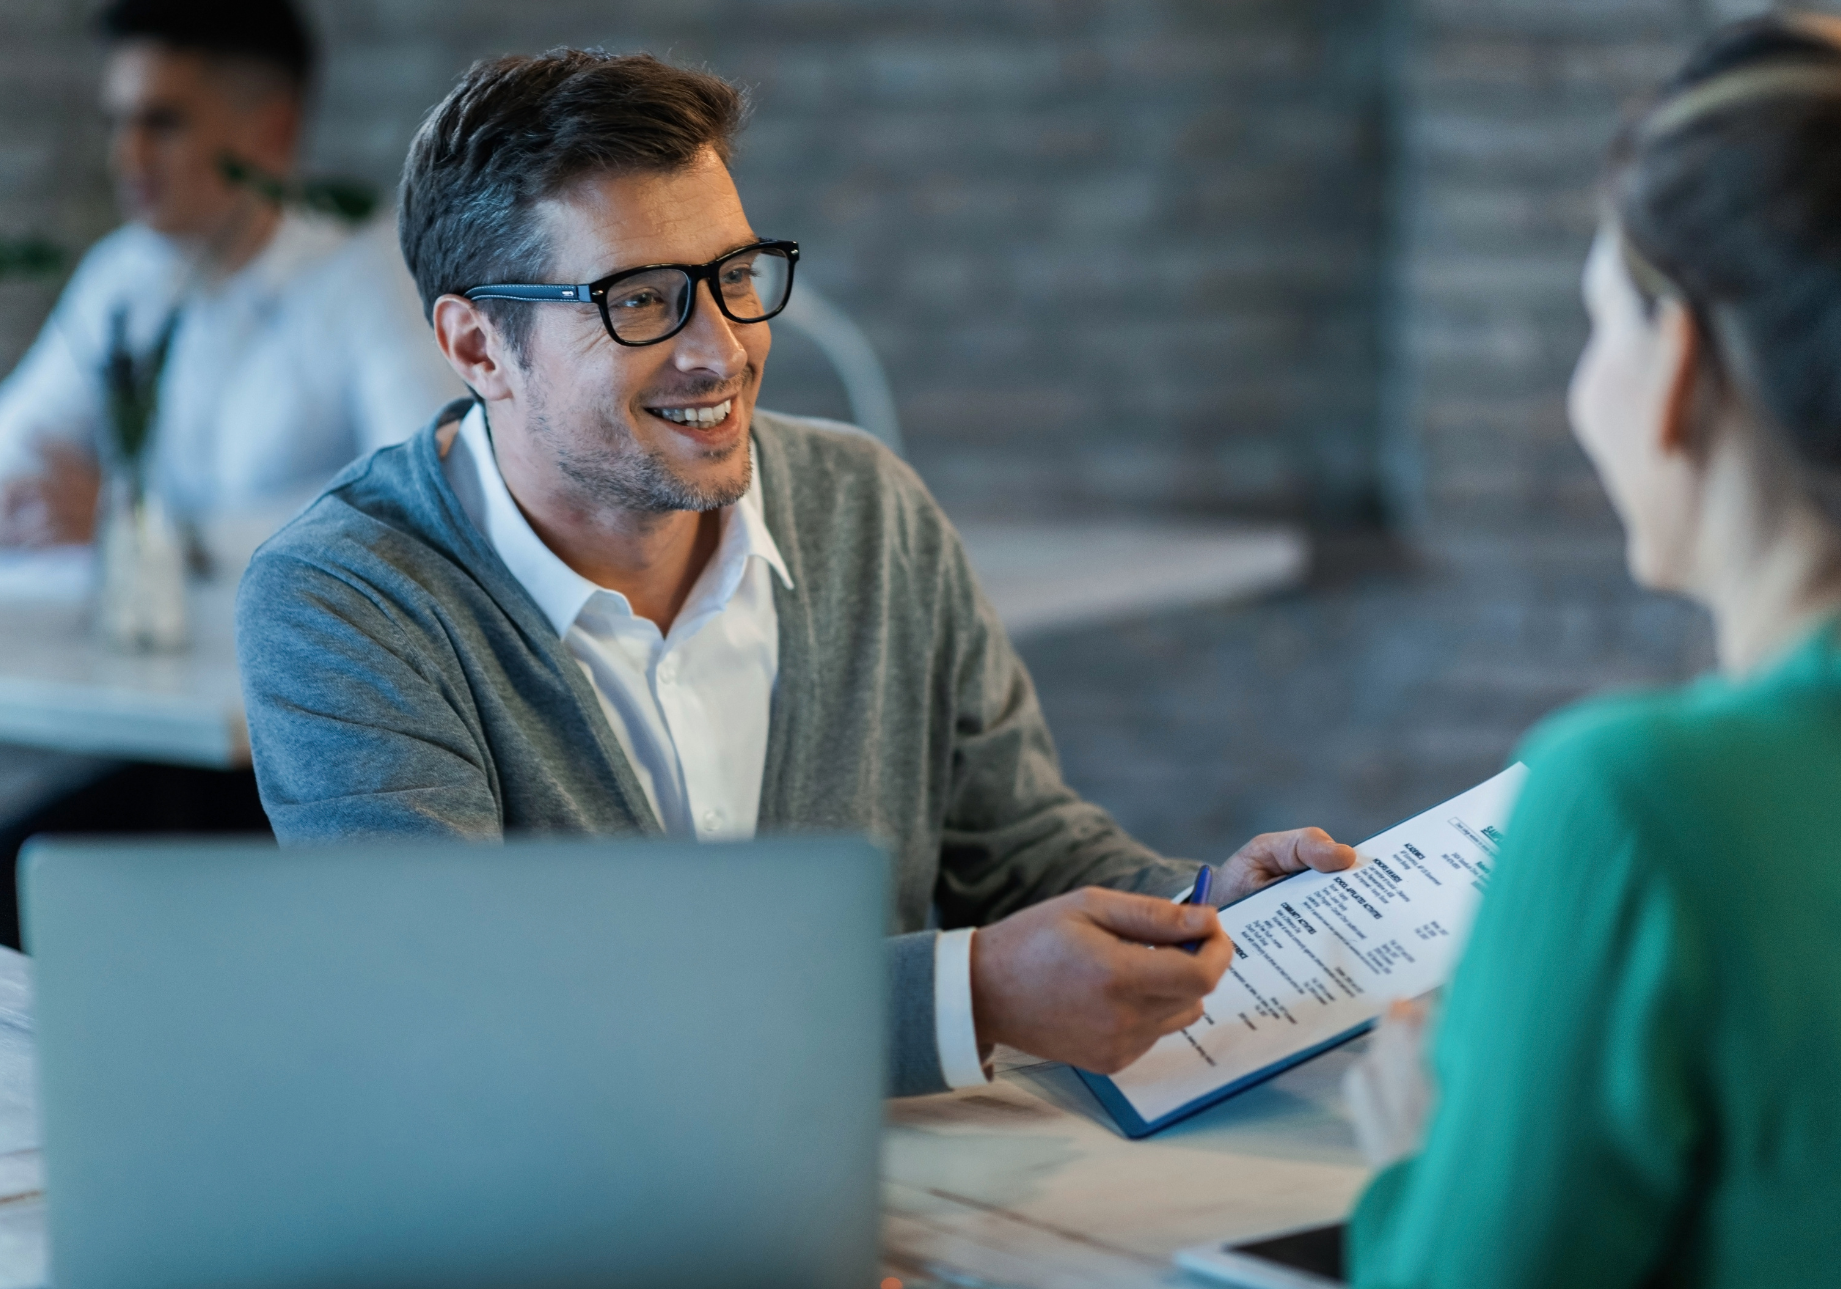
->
[23,835,886,1289]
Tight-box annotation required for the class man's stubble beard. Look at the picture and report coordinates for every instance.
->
[532,369,754,515]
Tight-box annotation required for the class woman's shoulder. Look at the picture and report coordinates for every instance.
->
[1515,685,1697,785]
[1520,645,1838,785]
[1507,654,1841,876]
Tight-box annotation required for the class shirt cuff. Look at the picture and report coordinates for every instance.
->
[933,927,992,1089]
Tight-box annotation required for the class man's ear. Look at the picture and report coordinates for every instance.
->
[1655,298,1707,458]
[432,295,518,402]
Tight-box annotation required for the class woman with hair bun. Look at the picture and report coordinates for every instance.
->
[1345,14,1841,1287]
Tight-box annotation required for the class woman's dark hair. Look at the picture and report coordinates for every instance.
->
[96,0,316,90]
[397,50,747,360]
[1608,14,1841,473]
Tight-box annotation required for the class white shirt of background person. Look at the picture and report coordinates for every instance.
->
[0,210,465,524]
[442,402,992,1089]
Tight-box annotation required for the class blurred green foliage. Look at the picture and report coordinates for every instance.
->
[0,237,68,282]
[103,305,180,474]
[218,155,378,224]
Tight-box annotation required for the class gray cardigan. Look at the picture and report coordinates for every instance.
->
[236,401,1194,1095]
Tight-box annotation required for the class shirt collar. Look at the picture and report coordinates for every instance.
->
[451,402,791,638]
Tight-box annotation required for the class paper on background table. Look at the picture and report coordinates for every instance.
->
[0,518,275,767]
[1086,763,1528,1134]
[0,550,92,607]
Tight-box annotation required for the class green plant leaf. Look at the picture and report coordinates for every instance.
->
[0,237,67,281]
[102,304,181,471]
[217,154,378,227]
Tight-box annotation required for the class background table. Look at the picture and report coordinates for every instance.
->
[0,583,245,770]
[0,547,247,771]
[0,944,1366,1289]
[0,521,1305,773]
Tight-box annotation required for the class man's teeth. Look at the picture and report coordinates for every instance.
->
[652,400,732,427]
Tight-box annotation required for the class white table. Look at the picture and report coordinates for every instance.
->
[0,947,1364,1289]
[0,521,1306,773]
[884,1045,1368,1287]
[957,521,1307,642]
[0,950,41,1289]
[0,549,247,770]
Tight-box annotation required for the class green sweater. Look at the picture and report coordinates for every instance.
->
[1351,621,1841,1289]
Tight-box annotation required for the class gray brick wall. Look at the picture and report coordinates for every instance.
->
[3,0,1837,854]
[1027,0,1840,857]
[6,0,1827,534]
[0,2,113,382]
[1387,0,1702,543]
[0,0,1393,520]
[1387,0,1837,550]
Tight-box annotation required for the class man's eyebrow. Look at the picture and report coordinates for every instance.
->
[588,236,763,282]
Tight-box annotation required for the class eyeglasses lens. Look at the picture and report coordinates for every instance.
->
[601,247,793,343]
[604,268,694,345]
[717,247,792,322]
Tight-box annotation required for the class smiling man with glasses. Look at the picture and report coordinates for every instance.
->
[235,49,1355,1096]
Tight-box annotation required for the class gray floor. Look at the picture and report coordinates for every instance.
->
[1018,531,1718,864]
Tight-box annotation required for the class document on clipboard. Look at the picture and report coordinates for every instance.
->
[1079,764,1529,1138]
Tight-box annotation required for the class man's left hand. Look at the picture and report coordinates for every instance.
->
[1210,827,1358,906]
[0,444,100,548]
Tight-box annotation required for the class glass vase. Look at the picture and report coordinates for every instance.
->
[95,473,188,653]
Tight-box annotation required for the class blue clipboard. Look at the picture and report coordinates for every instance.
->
[1074,1018,1375,1138]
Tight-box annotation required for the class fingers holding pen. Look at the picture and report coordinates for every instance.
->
[970,887,1234,1074]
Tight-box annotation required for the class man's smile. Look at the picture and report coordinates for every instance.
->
[646,397,733,428]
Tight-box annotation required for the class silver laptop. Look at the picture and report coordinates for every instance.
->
[21,834,887,1289]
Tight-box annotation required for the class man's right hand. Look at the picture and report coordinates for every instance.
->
[969,887,1233,1074]
[0,444,101,547]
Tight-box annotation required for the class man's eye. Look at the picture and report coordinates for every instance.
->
[720,261,759,286]
[108,109,186,135]
[610,289,664,311]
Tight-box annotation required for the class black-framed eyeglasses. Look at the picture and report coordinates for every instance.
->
[463,239,799,347]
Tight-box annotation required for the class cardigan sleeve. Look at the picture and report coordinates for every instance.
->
[931,538,1195,928]
[1348,721,1711,1289]
[236,544,506,842]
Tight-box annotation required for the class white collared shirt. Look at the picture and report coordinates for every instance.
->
[0,213,465,521]
[441,403,990,1088]
[443,403,787,839]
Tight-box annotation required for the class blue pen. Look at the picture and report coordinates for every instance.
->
[1178,865,1212,954]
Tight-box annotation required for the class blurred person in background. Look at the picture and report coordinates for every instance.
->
[0,0,461,551]
[1343,15,1841,1287]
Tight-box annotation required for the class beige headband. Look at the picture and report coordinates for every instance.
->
[1639,62,1841,142]
[1623,52,1841,297]
[1617,230,1683,302]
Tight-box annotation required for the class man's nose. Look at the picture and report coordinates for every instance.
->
[670,279,750,376]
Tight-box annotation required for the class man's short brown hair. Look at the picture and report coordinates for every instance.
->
[398,50,747,356]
